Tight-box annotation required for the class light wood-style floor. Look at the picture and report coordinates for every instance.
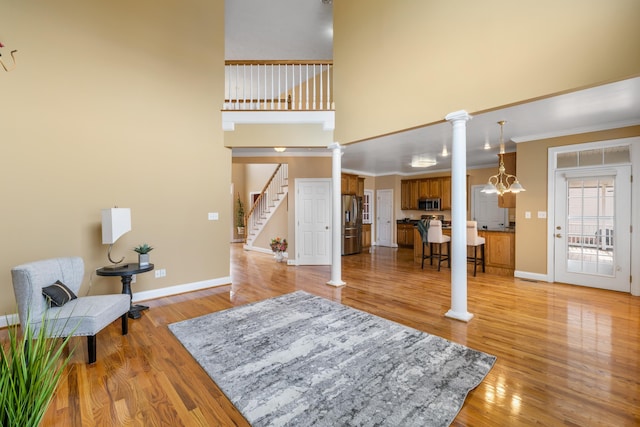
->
[4,244,640,426]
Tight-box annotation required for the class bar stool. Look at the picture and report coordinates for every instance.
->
[467,221,485,276]
[426,220,450,271]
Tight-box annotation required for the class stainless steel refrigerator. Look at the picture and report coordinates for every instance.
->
[342,194,363,255]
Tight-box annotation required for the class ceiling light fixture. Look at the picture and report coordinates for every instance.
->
[481,121,525,195]
[410,155,436,168]
[274,147,286,153]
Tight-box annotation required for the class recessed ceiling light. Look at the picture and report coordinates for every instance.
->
[441,146,449,157]
[410,155,436,168]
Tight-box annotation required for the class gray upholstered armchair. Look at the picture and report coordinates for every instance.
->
[11,257,130,364]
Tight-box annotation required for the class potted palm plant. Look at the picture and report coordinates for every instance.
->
[1,313,73,426]
[236,193,245,235]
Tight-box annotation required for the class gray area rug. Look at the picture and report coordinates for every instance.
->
[168,291,496,426]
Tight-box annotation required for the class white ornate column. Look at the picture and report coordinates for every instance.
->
[327,142,345,287]
[445,110,473,321]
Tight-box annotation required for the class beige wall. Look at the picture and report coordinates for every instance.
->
[515,126,640,274]
[333,0,640,144]
[224,124,333,148]
[0,0,228,318]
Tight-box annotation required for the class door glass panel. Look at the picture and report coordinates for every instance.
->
[603,146,630,164]
[565,176,615,276]
[557,152,578,168]
[578,149,603,166]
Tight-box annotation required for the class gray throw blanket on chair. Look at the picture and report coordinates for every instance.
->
[416,219,430,244]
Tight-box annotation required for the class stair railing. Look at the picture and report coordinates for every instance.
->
[244,163,288,243]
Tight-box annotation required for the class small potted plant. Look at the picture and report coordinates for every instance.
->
[236,193,245,235]
[134,243,154,266]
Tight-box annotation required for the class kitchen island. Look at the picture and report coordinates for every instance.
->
[413,226,515,276]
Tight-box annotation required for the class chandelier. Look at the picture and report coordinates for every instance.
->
[481,121,525,196]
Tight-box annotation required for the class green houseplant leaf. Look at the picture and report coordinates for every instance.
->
[133,244,154,254]
[236,193,245,228]
[1,311,75,427]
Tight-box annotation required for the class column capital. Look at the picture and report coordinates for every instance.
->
[445,110,472,123]
[328,142,342,150]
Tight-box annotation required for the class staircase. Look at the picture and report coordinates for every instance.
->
[243,164,288,249]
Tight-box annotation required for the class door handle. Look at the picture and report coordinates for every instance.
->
[555,233,562,238]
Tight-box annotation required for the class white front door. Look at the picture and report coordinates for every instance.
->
[295,179,332,265]
[553,166,631,291]
[377,189,393,247]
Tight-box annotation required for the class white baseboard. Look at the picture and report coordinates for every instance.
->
[514,270,550,282]
[0,313,20,328]
[132,276,231,303]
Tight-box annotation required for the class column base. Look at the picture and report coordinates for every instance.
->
[326,279,346,287]
[445,309,474,322]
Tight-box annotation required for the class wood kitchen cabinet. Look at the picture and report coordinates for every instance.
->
[418,180,429,199]
[397,223,414,247]
[418,178,441,199]
[480,230,515,269]
[441,176,451,210]
[428,178,442,198]
[357,177,365,198]
[401,180,419,210]
[401,180,410,209]
[341,173,359,195]
[362,223,371,248]
[401,176,461,211]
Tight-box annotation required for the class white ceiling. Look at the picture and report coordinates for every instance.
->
[227,1,640,176]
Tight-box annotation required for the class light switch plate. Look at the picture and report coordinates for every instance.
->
[537,211,547,219]
[525,211,531,219]
[208,212,219,220]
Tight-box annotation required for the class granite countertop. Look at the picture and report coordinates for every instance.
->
[400,221,515,233]
[479,227,516,233]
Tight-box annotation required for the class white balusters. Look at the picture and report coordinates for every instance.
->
[328,64,331,108]
[224,61,333,112]
[305,64,309,110]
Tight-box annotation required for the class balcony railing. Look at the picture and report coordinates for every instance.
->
[224,60,333,111]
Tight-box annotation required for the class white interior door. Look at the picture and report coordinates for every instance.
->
[554,166,631,291]
[376,189,393,247]
[471,185,509,230]
[295,179,332,265]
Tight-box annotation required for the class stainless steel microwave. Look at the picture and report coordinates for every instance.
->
[418,198,441,211]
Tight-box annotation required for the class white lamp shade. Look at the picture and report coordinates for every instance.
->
[480,183,497,194]
[101,208,131,244]
[510,181,525,193]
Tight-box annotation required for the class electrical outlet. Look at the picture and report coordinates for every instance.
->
[154,269,166,278]
[131,274,136,283]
